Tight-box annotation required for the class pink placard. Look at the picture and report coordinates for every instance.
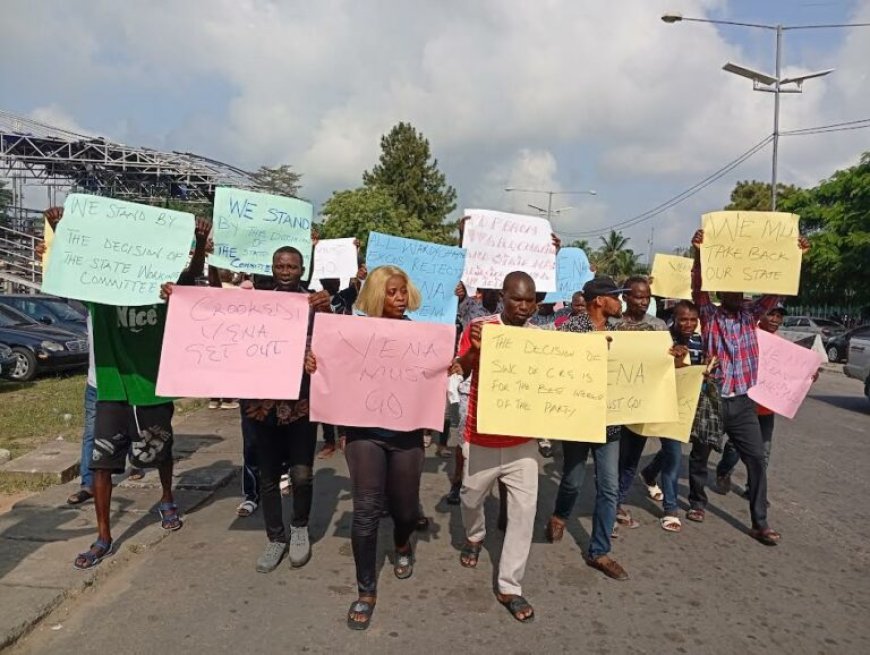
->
[309,313,455,431]
[748,328,823,419]
[156,286,309,399]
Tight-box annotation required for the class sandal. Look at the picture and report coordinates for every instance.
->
[128,468,145,481]
[73,538,114,570]
[415,516,431,532]
[158,502,183,531]
[615,507,640,529]
[394,548,414,579]
[645,482,664,502]
[423,431,433,448]
[347,599,376,631]
[497,594,535,623]
[460,540,482,568]
[67,488,94,506]
[660,515,682,533]
[686,508,705,523]
[749,527,781,546]
[236,500,257,518]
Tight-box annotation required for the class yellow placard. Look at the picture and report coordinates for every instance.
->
[606,332,679,425]
[650,254,693,300]
[626,365,705,442]
[477,324,608,442]
[700,211,801,295]
[42,219,54,271]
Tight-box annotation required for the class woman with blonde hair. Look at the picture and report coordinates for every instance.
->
[305,265,426,631]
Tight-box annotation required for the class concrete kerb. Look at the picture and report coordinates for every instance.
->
[0,405,240,651]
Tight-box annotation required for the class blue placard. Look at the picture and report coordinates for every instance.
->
[543,248,594,303]
[365,232,466,324]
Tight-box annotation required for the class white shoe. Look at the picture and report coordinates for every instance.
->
[208,400,220,409]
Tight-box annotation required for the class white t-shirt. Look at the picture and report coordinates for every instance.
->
[86,313,96,388]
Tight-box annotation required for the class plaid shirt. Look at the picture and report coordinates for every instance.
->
[691,262,780,396]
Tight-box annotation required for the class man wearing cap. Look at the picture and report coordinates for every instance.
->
[544,276,631,581]
[714,304,804,495]
[689,230,810,546]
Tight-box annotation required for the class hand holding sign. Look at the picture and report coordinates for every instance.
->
[41,194,195,306]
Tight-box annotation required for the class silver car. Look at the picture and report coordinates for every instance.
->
[845,334,870,403]
[780,316,846,346]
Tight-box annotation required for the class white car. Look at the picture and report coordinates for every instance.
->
[844,334,870,403]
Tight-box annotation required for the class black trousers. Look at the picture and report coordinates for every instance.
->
[688,395,769,529]
[252,415,317,542]
[345,430,424,595]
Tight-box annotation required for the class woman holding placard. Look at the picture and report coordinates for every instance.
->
[305,265,429,631]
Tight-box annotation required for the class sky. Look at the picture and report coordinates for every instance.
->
[2,0,868,259]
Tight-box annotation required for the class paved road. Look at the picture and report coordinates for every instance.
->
[10,374,869,655]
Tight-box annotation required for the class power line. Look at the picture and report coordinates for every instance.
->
[781,117,870,136]
[561,135,773,238]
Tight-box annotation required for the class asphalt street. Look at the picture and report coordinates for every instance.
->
[9,373,869,655]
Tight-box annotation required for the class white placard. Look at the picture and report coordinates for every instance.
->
[461,209,557,292]
[311,238,358,285]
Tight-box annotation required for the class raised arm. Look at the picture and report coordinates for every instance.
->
[690,229,712,309]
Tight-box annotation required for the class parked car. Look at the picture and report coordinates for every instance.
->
[0,294,87,337]
[780,316,846,347]
[824,324,870,363]
[0,342,16,377]
[844,333,870,404]
[0,305,88,381]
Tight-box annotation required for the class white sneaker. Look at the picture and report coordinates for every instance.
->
[208,400,220,409]
[221,400,240,410]
[288,526,311,568]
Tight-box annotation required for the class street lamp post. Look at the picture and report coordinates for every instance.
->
[503,187,596,222]
[661,13,868,210]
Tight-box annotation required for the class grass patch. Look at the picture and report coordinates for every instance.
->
[0,374,88,459]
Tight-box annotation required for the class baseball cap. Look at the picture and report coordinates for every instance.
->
[582,276,629,301]
[768,304,788,316]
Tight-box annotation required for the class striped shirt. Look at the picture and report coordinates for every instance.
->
[691,262,780,395]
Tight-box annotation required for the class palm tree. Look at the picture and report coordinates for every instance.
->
[595,230,630,274]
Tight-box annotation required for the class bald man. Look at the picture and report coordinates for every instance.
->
[455,271,540,624]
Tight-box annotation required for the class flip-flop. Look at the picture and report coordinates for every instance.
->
[460,540,482,568]
[661,516,682,533]
[73,538,114,570]
[158,502,183,531]
[67,489,94,505]
[236,500,257,517]
[347,600,375,631]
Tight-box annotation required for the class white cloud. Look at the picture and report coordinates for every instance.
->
[2,0,868,252]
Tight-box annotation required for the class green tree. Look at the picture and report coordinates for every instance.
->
[363,122,457,242]
[567,238,591,251]
[781,152,870,308]
[590,230,646,277]
[725,179,800,211]
[252,164,303,197]
[319,186,427,252]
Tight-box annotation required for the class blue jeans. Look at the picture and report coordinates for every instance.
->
[640,439,683,514]
[79,384,97,489]
[617,428,647,507]
[553,439,619,559]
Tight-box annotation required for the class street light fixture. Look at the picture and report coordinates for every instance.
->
[662,13,869,209]
[504,187,596,222]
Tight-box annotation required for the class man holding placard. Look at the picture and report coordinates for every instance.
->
[43,203,208,570]
[544,277,630,581]
[689,228,810,546]
[455,271,540,623]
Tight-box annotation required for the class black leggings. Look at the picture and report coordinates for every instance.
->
[345,430,424,595]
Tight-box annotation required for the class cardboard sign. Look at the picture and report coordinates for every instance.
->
[308,313,455,431]
[461,209,556,292]
[209,187,313,275]
[365,232,466,324]
[156,286,309,399]
[700,211,802,295]
[748,328,823,419]
[626,365,705,442]
[41,194,194,306]
[606,331,679,425]
[311,238,358,285]
[543,247,594,303]
[477,325,608,442]
[650,254,693,300]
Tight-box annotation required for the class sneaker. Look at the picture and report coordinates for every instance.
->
[288,526,311,568]
[220,400,240,410]
[208,400,220,409]
[256,540,288,573]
